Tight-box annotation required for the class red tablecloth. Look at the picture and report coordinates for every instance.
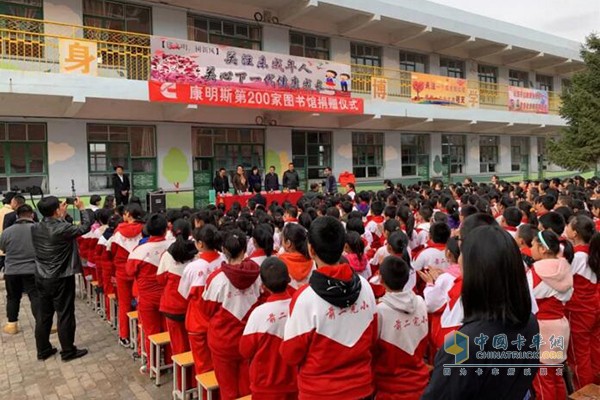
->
[217,191,304,210]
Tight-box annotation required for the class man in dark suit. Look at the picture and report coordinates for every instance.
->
[112,165,130,206]
[2,195,38,230]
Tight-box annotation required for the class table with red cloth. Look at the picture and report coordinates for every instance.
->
[217,191,304,210]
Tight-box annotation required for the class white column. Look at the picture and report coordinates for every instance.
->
[465,60,478,81]
[497,135,512,174]
[43,0,82,25]
[263,25,290,54]
[152,7,188,39]
[430,132,442,177]
[429,54,441,75]
[465,134,480,176]
[332,130,353,175]
[383,131,401,179]
[529,136,539,179]
[47,120,89,196]
[498,66,509,86]
[330,37,350,64]
[382,46,399,70]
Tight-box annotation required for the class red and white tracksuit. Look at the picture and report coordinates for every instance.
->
[248,249,267,267]
[239,292,298,400]
[566,245,600,389]
[90,225,107,288]
[374,290,429,400]
[412,242,449,295]
[202,260,264,400]
[279,252,314,289]
[95,232,115,320]
[365,215,385,253]
[126,236,172,369]
[111,222,144,339]
[78,224,100,281]
[281,264,377,400]
[423,264,463,357]
[527,258,573,400]
[178,251,225,375]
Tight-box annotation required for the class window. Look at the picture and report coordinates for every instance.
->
[289,31,329,60]
[351,43,381,67]
[87,124,156,191]
[192,127,264,179]
[442,135,466,174]
[440,58,465,78]
[511,136,530,172]
[561,79,572,94]
[352,132,383,178]
[399,51,428,73]
[187,15,261,50]
[0,0,44,58]
[292,131,331,180]
[401,134,427,176]
[509,70,529,87]
[537,137,548,171]
[0,0,43,18]
[536,74,553,91]
[479,136,498,173]
[83,0,152,34]
[0,122,47,193]
[478,65,498,83]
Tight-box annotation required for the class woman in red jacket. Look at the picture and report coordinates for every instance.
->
[111,204,144,346]
[96,214,122,322]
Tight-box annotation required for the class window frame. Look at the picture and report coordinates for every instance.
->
[350,42,382,67]
[187,14,262,50]
[82,0,153,34]
[510,136,530,172]
[399,51,428,73]
[479,135,499,173]
[509,69,529,88]
[401,134,427,176]
[442,134,466,175]
[536,74,554,91]
[352,132,384,179]
[477,65,498,84]
[440,58,465,79]
[291,130,332,180]
[289,31,330,60]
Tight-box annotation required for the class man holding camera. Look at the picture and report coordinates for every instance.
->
[32,196,93,361]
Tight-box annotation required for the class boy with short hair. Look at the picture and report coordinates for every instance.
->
[501,206,522,238]
[281,216,377,399]
[516,224,538,270]
[412,222,450,272]
[240,258,298,400]
[374,256,429,400]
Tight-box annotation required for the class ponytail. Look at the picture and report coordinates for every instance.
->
[168,219,197,263]
[589,232,600,279]
[345,231,365,258]
[252,223,274,256]
[222,229,247,260]
[538,229,574,263]
[283,223,310,259]
[397,206,415,239]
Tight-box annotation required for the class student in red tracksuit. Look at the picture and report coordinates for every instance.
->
[111,204,144,346]
[365,200,385,252]
[202,229,264,400]
[279,223,314,289]
[126,214,173,373]
[565,215,600,389]
[240,257,298,400]
[157,219,197,356]
[528,229,574,400]
[248,223,274,266]
[90,210,110,307]
[96,214,122,322]
[178,225,224,376]
[281,216,377,400]
[374,256,429,400]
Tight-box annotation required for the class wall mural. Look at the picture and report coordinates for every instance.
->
[266,149,291,177]
[162,147,190,192]
[48,142,75,165]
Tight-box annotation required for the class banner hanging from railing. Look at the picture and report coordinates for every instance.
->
[508,86,548,114]
[410,73,479,107]
[148,37,363,114]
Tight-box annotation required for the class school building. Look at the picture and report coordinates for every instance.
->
[0,0,585,208]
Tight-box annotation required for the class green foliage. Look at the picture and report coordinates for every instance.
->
[548,34,600,171]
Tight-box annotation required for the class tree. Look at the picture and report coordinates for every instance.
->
[547,34,600,173]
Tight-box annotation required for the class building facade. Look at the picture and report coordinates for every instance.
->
[0,0,584,207]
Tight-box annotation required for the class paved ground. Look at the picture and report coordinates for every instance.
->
[0,279,172,400]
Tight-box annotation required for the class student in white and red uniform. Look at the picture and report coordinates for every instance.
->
[565,216,600,390]
[96,214,121,322]
[111,204,145,346]
[365,201,385,252]
[279,223,314,289]
[369,219,400,277]
[396,206,419,252]
[374,256,429,400]
[281,216,377,400]
[126,214,172,373]
[202,229,264,400]
[240,258,298,400]
[89,210,109,303]
[528,229,574,400]
[157,219,197,357]
[414,206,434,254]
[501,206,522,239]
[248,224,273,266]
[412,222,451,277]
[592,199,600,232]
[178,225,224,376]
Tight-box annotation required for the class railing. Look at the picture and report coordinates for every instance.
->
[0,14,562,114]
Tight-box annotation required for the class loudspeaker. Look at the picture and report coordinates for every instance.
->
[146,191,166,213]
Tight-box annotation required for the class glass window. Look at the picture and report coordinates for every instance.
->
[289,31,329,60]
[440,58,465,78]
[442,135,466,174]
[400,51,428,73]
[511,137,530,172]
[478,65,498,83]
[0,0,43,19]
[401,134,427,176]
[187,15,262,50]
[479,136,498,173]
[509,70,529,87]
[536,74,554,91]
[351,43,382,67]
[83,0,152,34]
[0,122,48,193]
[292,131,331,180]
[352,132,383,178]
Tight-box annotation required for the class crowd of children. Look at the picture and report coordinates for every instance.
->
[75,175,600,399]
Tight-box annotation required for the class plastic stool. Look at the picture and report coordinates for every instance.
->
[172,351,195,400]
[149,332,172,386]
[196,371,219,400]
[127,311,139,351]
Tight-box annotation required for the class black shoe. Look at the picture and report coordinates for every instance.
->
[61,348,88,362]
[119,338,130,348]
[37,347,58,361]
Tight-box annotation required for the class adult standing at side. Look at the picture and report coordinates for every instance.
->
[264,165,279,192]
[0,205,40,335]
[32,196,93,361]
[112,165,131,206]
[213,168,230,195]
[0,192,16,271]
[282,163,300,191]
[233,165,249,194]
[323,166,337,195]
[248,166,262,193]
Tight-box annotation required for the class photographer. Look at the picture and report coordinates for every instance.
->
[31,196,93,361]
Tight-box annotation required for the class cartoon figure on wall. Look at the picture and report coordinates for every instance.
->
[325,70,337,88]
[339,73,350,92]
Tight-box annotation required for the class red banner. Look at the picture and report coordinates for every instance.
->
[149,81,364,114]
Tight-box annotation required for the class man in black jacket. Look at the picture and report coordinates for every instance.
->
[213,168,230,194]
[2,194,38,230]
[264,165,279,192]
[112,165,130,206]
[32,196,93,361]
[282,162,300,191]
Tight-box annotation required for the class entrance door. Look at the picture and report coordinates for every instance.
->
[521,155,530,179]
[193,158,213,209]
[417,154,430,181]
[291,156,308,191]
[131,158,157,209]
